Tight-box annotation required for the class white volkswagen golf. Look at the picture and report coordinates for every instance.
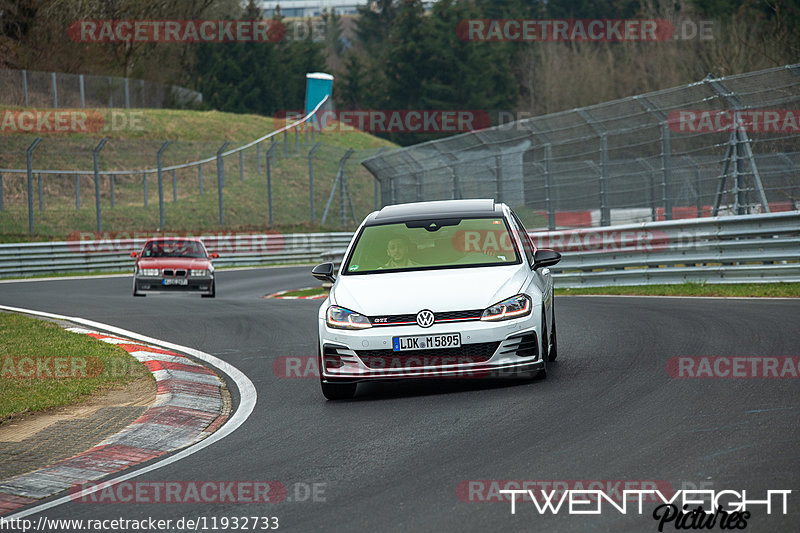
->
[312,199,561,400]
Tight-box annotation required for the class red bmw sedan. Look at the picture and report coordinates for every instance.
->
[131,237,218,298]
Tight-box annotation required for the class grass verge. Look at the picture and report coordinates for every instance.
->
[0,106,396,240]
[555,282,800,298]
[0,312,152,423]
[278,286,329,298]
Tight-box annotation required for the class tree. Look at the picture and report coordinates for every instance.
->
[321,8,344,58]
[355,0,397,52]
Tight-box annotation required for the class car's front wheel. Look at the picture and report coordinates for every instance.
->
[536,314,549,379]
[132,278,144,297]
[547,299,558,362]
[201,279,215,298]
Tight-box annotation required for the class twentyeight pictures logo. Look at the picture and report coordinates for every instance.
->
[68,20,286,43]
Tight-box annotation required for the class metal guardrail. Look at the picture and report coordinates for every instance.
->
[0,233,353,278]
[310,211,800,288]
[1,213,797,285]
[541,210,800,287]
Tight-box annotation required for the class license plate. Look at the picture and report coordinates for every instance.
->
[162,278,188,286]
[392,333,461,352]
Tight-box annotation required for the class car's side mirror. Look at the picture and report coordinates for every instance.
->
[312,262,336,283]
[533,249,561,270]
[130,251,138,258]
[210,252,219,259]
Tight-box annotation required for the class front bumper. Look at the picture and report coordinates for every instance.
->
[319,314,544,383]
[134,275,214,295]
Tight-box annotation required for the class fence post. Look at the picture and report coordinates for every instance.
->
[156,140,171,228]
[256,142,261,175]
[143,172,148,207]
[0,172,4,211]
[38,173,43,211]
[733,134,744,214]
[308,142,322,223]
[321,172,339,226]
[283,130,288,157]
[373,147,387,210]
[294,127,299,154]
[266,142,277,225]
[124,78,130,109]
[327,149,354,227]
[239,150,244,182]
[110,175,115,208]
[75,174,81,209]
[661,123,672,220]
[172,169,177,202]
[599,133,609,226]
[22,70,28,106]
[636,158,657,221]
[494,154,503,202]
[79,74,86,108]
[343,175,357,225]
[544,143,555,230]
[93,138,109,232]
[51,72,58,108]
[26,138,42,233]
[198,165,203,195]
[695,166,703,218]
[216,141,230,226]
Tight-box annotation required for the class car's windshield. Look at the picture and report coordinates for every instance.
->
[141,240,207,259]
[342,217,520,275]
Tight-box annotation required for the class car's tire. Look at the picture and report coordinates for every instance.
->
[536,314,548,379]
[132,279,144,297]
[317,341,356,399]
[321,381,357,400]
[201,279,215,298]
[547,299,558,362]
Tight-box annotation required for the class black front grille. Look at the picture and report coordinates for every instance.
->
[356,342,499,369]
[163,269,173,276]
[369,309,483,327]
[498,333,538,358]
[175,269,187,277]
[162,269,187,277]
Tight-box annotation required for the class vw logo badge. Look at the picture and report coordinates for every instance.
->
[416,309,435,328]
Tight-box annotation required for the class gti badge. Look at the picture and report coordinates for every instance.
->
[416,309,435,328]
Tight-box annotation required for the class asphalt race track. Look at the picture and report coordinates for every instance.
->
[2,266,799,532]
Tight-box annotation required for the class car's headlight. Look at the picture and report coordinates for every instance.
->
[190,269,209,276]
[481,294,531,321]
[326,306,372,329]
[140,268,160,276]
